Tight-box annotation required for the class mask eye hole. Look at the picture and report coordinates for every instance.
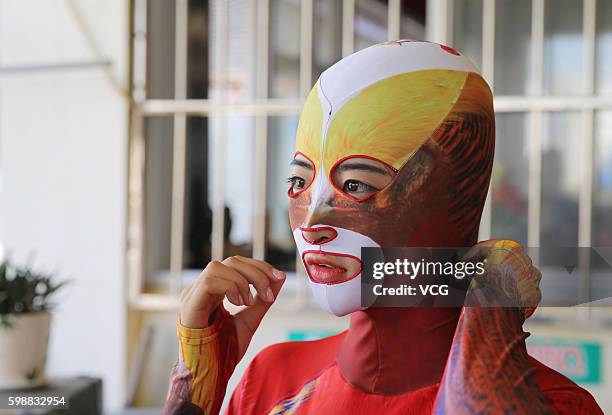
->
[288,152,315,198]
[330,156,396,202]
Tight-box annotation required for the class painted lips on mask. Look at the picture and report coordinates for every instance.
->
[293,225,380,316]
[303,251,362,284]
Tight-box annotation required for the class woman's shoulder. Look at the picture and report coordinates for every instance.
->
[250,330,346,374]
[529,356,604,414]
[226,331,346,414]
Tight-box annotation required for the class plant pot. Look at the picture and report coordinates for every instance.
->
[0,311,51,389]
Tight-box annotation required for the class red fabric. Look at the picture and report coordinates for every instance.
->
[226,332,602,415]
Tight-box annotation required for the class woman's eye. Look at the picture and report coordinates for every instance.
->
[342,180,378,194]
[287,176,306,190]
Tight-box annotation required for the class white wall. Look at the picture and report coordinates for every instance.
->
[0,0,128,411]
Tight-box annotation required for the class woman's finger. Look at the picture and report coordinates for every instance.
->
[194,272,243,305]
[232,256,285,283]
[222,256,274,303]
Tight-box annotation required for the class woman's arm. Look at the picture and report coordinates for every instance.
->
[162,257,286,415]
[163,306,238,415]
[434,240,555,414]
[434,306,554,414]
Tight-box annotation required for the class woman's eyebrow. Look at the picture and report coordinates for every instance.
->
[335,162,392,175]
[290,159,313,170]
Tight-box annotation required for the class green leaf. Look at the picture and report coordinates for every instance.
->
[25,368,39,382]
[0,314,13,330]
[0,259,68,314]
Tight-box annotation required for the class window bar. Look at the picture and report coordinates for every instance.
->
[253,0,270,261]
[578,0,597,316]
[425,0,450,44]
[169,0,188,296]
[132,293,180,310]
[117,95,612,115]
[140,98,303,116]
[132,0,147,102]
[128,108,146,305]
[493,95,612,112]
[446,0,454,46]
[579,0,596,248]
[479,0,495,241]
[211,0,229,262]
[128,0,147,304]
[528,0,545,250]
[300,0,314,97]
[342,0,355,56]
[388,0,401,40]
[298,0,315,308]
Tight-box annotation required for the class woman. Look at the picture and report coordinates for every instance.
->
[163,40,602,415]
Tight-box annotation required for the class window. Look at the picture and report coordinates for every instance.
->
[129,0,612,311]
[128,0,426,309]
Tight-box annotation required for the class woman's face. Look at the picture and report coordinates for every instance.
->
[286,41,494,316]
[288,154,395,284]
[287,141,459,278]
[286,125,465,317]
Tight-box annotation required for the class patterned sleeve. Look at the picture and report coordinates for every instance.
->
[163,306,239,415]
[433,306,557,415]
[434,240,557,414]
[544,387,604,415]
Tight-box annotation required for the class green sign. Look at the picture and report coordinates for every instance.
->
[288,329,339,341]
[527,338,602,384]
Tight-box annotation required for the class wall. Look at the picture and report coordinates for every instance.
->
[0,0,128,411]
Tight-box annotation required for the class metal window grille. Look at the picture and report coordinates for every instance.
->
[128,0,612,311]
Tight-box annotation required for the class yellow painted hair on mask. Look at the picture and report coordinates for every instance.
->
[296,68,494,243]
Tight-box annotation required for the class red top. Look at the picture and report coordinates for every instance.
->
[227,331,602,415]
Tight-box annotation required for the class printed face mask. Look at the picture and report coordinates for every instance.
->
[288,40,495,316]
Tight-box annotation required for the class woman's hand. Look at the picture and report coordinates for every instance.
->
[180,256,286,360]
[462,239,541,320]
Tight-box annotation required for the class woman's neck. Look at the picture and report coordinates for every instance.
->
[337,307,460,395]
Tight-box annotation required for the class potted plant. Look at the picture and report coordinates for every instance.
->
[0,260,66,389]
